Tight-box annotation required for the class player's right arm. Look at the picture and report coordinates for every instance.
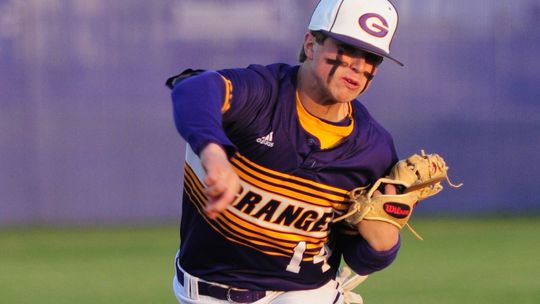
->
[171,71,239,219]
[171,71,236,156]
[170,67,272,155]
[170,68,271,218]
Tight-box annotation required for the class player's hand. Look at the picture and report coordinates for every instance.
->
[199,143,241,220]
[356,184,400,251]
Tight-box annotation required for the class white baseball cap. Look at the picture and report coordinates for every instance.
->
[308,0,403,66]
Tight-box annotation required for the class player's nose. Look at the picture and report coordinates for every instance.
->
[349,57,367,73]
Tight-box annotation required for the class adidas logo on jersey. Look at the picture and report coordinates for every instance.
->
[256,132,274,147]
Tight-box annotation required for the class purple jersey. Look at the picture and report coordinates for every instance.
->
[169,63,400,291]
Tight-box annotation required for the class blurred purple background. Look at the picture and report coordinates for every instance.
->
[1,0,539,227]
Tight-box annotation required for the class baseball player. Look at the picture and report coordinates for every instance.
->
[167,0,404,303]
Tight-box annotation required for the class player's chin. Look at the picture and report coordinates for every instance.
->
[333,87,364,102]
[331,82,366,99]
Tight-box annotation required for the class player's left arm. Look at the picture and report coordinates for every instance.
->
[338,225,401,275]
[338,142,401,275]
[356,184,400,251]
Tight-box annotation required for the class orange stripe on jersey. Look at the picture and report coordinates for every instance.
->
[218,213,303,247]
[234,154,349,196]
[184,163,326,260]
[212,198,327,251]
[222,207,326,244]
[234,164,335,208]
[184,168,288,255]
[184,163,206,193]
[220,75,233,113]
[215,212,323,260]
[192,201,290,257]
[183,166,207,206]
[213,215,296,255]
[184,174,294,257]
[183,167,208,211]
[231,157,349,211]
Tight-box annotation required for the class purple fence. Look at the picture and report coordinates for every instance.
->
[1,0,539,226]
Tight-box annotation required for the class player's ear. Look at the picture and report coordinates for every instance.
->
[303,32,315,60]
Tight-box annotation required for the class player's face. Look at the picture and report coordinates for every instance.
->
[309,36,382,103]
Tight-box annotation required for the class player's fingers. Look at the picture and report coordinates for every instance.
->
[384,183,397,195]
[204,169,219,186]
[373,185,397,197]
[206,190,237,219]
[205,177,242,219]
[204,181,227,198]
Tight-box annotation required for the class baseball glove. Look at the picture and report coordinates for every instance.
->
[334,150,462,240]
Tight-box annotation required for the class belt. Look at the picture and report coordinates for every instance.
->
[176,264,266,303]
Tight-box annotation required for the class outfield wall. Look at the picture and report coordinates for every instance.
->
[1,0,539,226]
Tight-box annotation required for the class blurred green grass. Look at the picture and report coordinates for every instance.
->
[0,226,179,304]
[358,218,540,304]
[1,218,539,304]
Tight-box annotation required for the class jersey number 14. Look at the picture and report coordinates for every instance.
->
[286,242,331,274]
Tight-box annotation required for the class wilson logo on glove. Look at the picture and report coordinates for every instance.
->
[334,150,463,240]
[383,203,410,218]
